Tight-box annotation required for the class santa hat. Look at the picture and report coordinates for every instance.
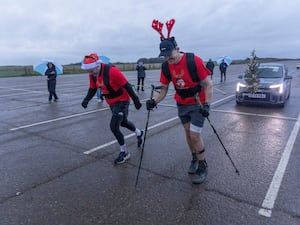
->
[81,53,102,70]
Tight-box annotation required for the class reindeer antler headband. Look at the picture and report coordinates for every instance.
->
[152,19,175,40]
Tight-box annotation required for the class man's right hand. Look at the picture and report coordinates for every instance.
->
[81,100,88,109]
[146,99,157,110]
[134,99,142,110]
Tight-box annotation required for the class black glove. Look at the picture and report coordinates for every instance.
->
[134,100,142,110]
[81,99,89,109]
[146,99,157,110]
[199,102,210,117]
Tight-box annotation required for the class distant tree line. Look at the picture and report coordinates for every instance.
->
[0,57,298,78]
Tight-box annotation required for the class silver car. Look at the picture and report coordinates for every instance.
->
[236,63,292,107]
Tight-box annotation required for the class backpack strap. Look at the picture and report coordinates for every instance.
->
[161,60,171,81]
[185,53,199,82]
[91,74,97,84]
[102,64,123,99]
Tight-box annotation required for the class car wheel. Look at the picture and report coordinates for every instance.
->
[236,100,242,105]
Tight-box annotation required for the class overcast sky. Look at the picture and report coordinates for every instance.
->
[0,0,299,66]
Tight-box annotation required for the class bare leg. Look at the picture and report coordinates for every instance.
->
[183,122,205,160]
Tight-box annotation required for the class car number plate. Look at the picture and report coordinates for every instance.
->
[244,93,266,98]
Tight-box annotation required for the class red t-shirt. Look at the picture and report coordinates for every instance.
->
[89,64,130,106]
[160,53,211,104]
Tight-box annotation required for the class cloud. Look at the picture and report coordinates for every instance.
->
[0,0,299,66]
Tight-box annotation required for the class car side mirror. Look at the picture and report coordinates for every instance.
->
[285,76,293,80]
[238,75,243,79]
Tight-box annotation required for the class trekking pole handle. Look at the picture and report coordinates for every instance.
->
[151,84,164,90]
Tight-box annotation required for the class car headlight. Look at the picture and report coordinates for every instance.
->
[236,82,246,92]
[269,83,283,94]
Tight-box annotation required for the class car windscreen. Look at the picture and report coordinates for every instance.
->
[255,66,283,78]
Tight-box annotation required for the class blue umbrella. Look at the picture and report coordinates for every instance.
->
[217,56,232,65]
[99,55,110,64]
[33,59,63,75]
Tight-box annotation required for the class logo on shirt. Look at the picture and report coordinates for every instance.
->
[171,69,185,79]
[176,78,186,89]
[172,69,188,89]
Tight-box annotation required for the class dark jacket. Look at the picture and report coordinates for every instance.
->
[219,62,228,72]
[45,68,57,80]
[136,65,146,78]
[206,61,215,74]
[45,64,57,93]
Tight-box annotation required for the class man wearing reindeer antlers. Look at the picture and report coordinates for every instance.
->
[146,19,213,184]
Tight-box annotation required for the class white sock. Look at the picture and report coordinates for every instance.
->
[135,128,141,136]
[120,144,127,152]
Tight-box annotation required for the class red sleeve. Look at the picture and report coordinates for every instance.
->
[160,70,171,85]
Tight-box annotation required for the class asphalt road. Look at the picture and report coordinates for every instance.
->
[0,60,299,225]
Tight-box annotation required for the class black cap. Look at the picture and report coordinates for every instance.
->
[159,37,177,57]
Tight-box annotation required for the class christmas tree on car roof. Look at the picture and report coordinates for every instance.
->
[245,50,260,93]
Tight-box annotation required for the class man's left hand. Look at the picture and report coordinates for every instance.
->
[199,103,210,117]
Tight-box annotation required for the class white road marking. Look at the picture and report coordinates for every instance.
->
[0,87,44,93]
[8,94,172,131]
[258,113,300,217]
[213,87,227,95]
[212,95,235,105]
[9,108,110,131]
[83,117,179,154]
[0,92,40,98]
[213,109,298,121]
[158,103,177,107]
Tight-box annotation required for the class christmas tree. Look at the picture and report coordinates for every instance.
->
[245,50,260,93]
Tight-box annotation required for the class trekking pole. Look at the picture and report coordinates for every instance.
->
[135,84,162,188]
[194,94,240,175]
[206,116,240,175]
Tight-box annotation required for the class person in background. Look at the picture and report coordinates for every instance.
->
[136,61,146,91]
[96,88,104,102]
[81,53,144,165]
[219,59,228,82]
[45,62,58,102]
[206,58,215,80]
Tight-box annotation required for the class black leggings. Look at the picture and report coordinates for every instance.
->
[47,80,58,100]
[110,101,136,145]
[137,77,145,90]
[221,71,226,81]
